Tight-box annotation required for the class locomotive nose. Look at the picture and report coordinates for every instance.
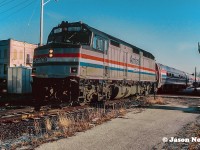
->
[33,46,80,78]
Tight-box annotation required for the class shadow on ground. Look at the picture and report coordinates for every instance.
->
[143,105,200,114]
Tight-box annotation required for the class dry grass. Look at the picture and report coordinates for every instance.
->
[188,131,200,150]
[8,103,130,149]
[189,127,200,149]
[119,108,127,116]
[45,118,52,131]
[58,114,71,128]
[145,97,165,105]
[33,120,41,135]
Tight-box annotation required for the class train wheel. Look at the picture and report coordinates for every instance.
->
[79,97,86,106]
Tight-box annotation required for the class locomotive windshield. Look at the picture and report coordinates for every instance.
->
[47,24,91,45]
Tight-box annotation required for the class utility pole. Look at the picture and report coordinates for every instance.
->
[194,67,198,92]
[198,42,200,54]
[195,67,197,84]
[39,0,44,46]
[40,0,57,46]
[24,42,26,66]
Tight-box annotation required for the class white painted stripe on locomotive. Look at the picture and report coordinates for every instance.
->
[80,58,103,65]
[47,57,79,62]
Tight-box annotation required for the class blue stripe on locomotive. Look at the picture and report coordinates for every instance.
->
[162,75,167,78]
[80,62,155,76]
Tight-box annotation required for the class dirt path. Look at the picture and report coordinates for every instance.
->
[36,98,200,150]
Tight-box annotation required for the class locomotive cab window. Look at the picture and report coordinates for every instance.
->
[54,28,62,33]
[47,26,91,45]
[93,35,108,52]
[68,26,81,32]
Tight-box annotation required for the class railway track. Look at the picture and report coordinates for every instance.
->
[0,92,198,125]
[0,105,88,124]
[152,94,200,99]
[0,97,141,125]
[0,96,143,150]
[4,92,199,126]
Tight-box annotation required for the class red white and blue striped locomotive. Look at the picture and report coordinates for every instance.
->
[32,21,199,107]
[32,21,156,105]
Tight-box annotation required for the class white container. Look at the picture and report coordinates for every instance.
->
[7,67,32,94]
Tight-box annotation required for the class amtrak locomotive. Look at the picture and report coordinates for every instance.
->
[32,21,156,106]
[32,21,199,108]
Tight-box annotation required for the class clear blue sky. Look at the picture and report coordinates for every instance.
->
[1,0,200,73]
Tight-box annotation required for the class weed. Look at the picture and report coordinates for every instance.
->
[145,97,165,105]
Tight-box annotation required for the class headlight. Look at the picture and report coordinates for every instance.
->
[49,49,54,58]
[49,49,54,53]
[49,53,53,58]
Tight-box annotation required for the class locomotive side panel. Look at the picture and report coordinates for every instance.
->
[147,59,155,81]
[80,48,105,78]
[108,45,122,79]
[128,52,140,81]
[143,58,149,81]
[139,52,144,81]
[108,44,142,81]
[119,50,124,78]
[142,57,155,81]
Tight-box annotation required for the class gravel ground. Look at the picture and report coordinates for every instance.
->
[160,116,200,150]
[36,97,200,150]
